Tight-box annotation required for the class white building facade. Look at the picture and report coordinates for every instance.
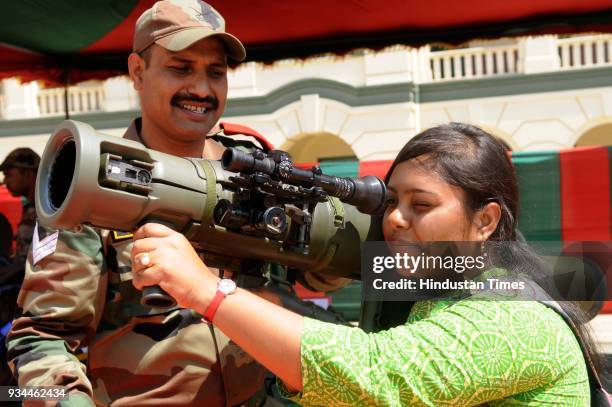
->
[1,34,611,162]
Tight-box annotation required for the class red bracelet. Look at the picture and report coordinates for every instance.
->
[203,290,226,322]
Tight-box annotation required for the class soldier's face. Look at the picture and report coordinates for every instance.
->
[2,167,34,197]
[131,38,228,144]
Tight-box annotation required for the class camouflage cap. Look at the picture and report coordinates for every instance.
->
[133,0,246,61]
[0,148,40,171]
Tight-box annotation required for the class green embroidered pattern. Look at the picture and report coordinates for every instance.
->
[284,299,590,406]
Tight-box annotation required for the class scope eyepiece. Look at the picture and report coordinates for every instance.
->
[222,148,277,175]
[222,148,253,172]
[345,176,392,215]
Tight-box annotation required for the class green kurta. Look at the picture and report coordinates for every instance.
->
[282,299,590,406]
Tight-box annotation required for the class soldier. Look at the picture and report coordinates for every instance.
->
[7,1,273,405]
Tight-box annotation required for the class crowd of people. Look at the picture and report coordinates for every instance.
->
[0,0,608,406]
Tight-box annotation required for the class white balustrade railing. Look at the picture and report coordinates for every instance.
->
[37,84,105,116]
[3,34,612,121]
[428,45,520,82]
[558,35,612,70]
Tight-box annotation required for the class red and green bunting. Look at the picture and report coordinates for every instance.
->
[3,0,612,84]
[303,146,612,242]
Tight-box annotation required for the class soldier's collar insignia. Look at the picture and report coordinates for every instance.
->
[112,230,134,242]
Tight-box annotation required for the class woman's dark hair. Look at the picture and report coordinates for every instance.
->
[385,122,604,375]
[385,122,517,240]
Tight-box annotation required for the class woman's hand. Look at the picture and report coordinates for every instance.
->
[130,225,304,391]
[130,223,218,312]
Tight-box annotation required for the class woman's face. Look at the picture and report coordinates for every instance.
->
[383,157,482,243]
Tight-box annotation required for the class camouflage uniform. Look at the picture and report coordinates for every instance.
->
[0,200,36,386]
[6,119,268,406]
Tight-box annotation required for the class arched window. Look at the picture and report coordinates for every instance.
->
[279,132,356,164]
[574,123,612,147]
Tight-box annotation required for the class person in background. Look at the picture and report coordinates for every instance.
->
[0,148,39,387]
[0,147,39,282]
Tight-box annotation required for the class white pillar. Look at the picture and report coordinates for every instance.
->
[228,61,257,98]
[519,35,560,74]
[364,46,414,86]
[412,46,432,84]
[298,94,320,134]
[1,78,40,119]
[103,77,137,112]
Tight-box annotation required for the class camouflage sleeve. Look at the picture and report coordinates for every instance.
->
[6,225,107,406]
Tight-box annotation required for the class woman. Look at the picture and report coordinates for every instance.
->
[130,123,595,406]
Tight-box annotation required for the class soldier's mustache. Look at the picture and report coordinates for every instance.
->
[171,94,219,110]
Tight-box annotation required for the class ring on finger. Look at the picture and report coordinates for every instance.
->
[140,253,151,267]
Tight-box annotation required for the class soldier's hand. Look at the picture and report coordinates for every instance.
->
[131,223,219,312]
